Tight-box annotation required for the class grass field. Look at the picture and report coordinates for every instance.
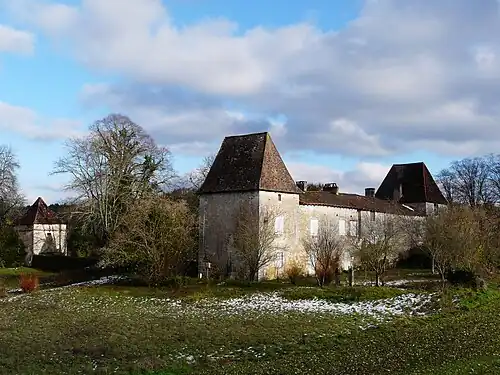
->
[0,268,499,375]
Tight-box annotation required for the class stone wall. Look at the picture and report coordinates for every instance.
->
[199,190,428,280]
[33,223,67,255]
[15,223,67,255]
[198,191,259,277]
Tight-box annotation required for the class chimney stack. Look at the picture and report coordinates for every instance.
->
[296,180,307,192]
[365,188,375,197]
[393,184,403,201]
[323,182,339,194]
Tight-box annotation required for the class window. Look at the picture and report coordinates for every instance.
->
[276,252,284,268]
[370,211,376,221]
[278,194,282,202]
[274,215,284,235]
[349,220,358,237]
[433,203,439,214]
[338,219,346,236]
[310,218,319,236]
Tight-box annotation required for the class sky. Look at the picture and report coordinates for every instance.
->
[1,0,500,204]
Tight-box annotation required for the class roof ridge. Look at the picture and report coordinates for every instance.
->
[257,134,269,188]
[224,131,269,139]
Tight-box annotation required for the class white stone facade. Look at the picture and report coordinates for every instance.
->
[199,189,433,280]
[15,223,67,256]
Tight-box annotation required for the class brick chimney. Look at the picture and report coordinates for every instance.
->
[323,182,339,194]
[365,188,375,197]
[296,180,307,192]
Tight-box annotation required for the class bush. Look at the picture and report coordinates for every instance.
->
[446,269,476,286]
[0,224,25,268]
[19,273,39,293]
[315,263,337,286]
[285,260,304,284]
[101,195,197,285]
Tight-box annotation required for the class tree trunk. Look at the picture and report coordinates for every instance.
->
[375,272,380,287]
[440,271,446,288]
[335,268,341,287]
[320,273,326,287]
[431,256,436,274]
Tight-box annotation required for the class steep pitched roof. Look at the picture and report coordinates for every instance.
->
[199,132,300,194]
[300,192,422,216]
[15,197,63,225]
[375,162,447,205]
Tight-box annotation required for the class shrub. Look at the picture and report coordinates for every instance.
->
[285,260,304,284]
[101,195,198,285]
[19,273,39,293]
[0,224,25,268]
[446,269,476,286]
[315,263,337,286]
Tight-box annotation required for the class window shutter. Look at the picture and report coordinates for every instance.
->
[275,215,284,235]
[310,218,319,236]
[338,219,346,235]
[349,220,358,237]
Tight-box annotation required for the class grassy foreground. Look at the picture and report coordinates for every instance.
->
[0,270,499,375]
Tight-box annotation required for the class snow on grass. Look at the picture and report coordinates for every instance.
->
[197,292,436,319]
[2,287,437,322]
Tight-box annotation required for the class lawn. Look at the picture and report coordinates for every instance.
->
[0,269,499,375]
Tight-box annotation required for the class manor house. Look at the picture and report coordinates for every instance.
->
[198,132,447,279]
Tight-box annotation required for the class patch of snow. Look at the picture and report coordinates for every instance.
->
[199,292,435,319]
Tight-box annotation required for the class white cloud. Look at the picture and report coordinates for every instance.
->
[286,161,390,194]
[4,0,500,158]
[0,24,34,54]
[0,101,84,140]
[79,82,276,151]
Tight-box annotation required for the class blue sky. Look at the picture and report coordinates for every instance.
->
[1,0,499,203]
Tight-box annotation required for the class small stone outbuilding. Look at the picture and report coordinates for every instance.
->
[14,197,67,264]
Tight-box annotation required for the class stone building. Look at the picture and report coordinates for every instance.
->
[198,132,447,279]
[14,197,67,264]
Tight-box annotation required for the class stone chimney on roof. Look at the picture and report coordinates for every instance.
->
[323,182,339,195]
[365,188,375,197]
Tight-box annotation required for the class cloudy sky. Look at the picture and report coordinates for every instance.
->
[1,0,499,203]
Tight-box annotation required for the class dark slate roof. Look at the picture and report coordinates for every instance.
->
[15,197,63,225]
[199,132,301,194]
[375,162,447,205]
[300,192,423,216]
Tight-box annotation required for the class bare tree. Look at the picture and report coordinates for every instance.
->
[486,154,500,203]
[352,213,408,286]
[52,114,176,247]
[0,145,24,223]
[438,157,493,207]
[302,219,345,287]
[232,203,286,281]
[101,194,197,285]
[436,169,456,204]
[188,153,216,191]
